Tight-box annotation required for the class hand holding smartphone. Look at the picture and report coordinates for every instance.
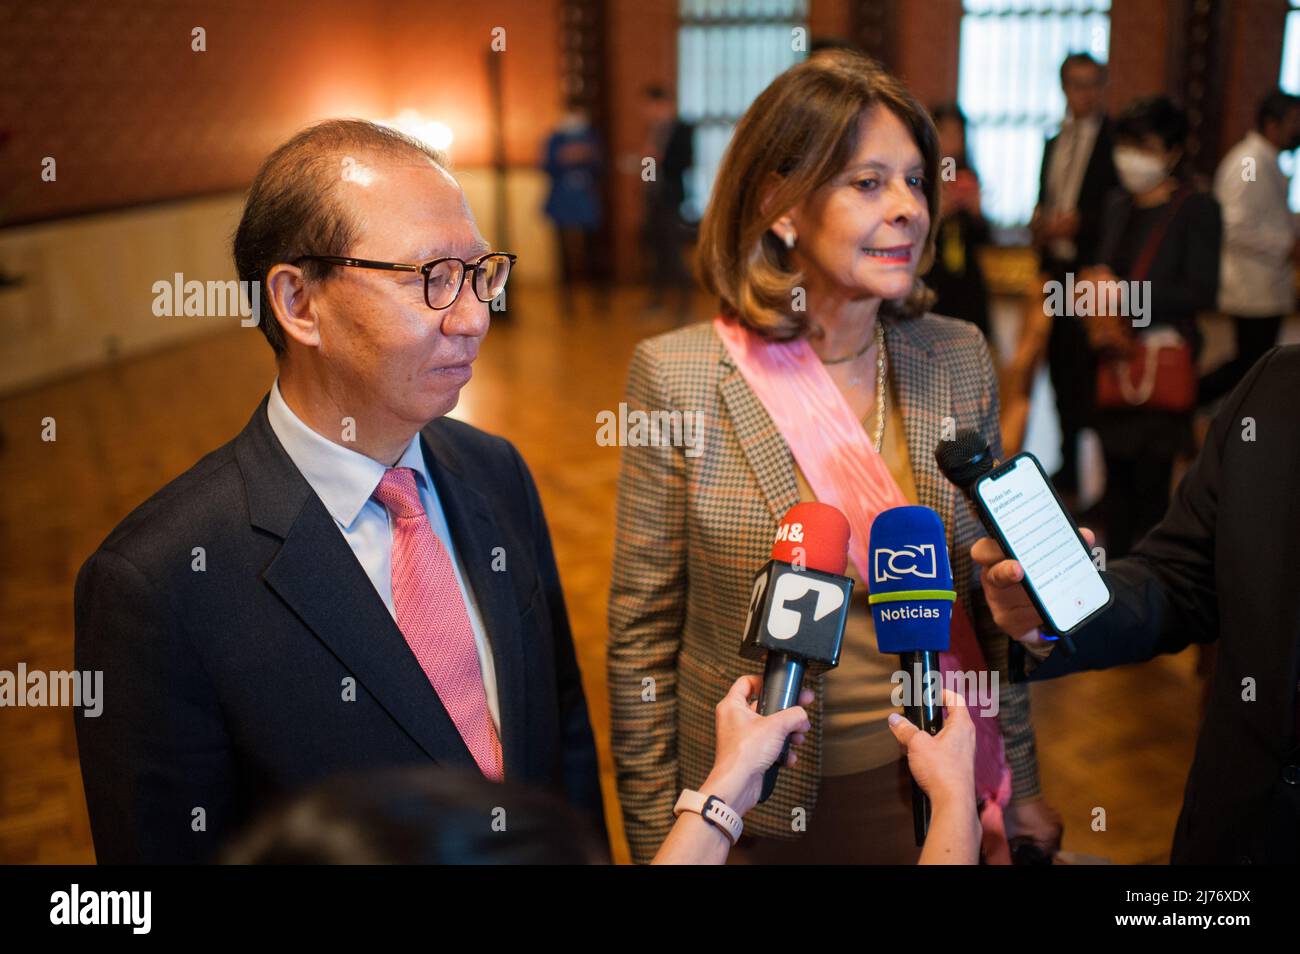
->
[972,453,1112,637]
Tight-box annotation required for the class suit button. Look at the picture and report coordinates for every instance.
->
[1284,748,1300,785]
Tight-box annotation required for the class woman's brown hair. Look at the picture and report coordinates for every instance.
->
[695,50,941,340]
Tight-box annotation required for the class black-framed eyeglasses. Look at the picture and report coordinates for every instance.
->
[293,251,517,310]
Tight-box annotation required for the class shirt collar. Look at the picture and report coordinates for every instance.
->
[1243,129,1279,163]
[1062,112,1101,133]
[266,378,432,529]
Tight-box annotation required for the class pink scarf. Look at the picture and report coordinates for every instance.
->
[715,315,1012,863]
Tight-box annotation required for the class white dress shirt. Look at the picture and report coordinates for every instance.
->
[1045,112,1103,262]
[1214,129,1299,316]
[265,379,500,731]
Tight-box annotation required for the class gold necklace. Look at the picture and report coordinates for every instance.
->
[821,327,875,365]
[820,320,887,452]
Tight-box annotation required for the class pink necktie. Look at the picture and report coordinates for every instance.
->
[372,467,503,781]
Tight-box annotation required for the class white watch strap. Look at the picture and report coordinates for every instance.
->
[674,789,743,845]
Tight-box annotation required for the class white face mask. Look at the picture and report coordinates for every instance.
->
[1113,146,1169,194]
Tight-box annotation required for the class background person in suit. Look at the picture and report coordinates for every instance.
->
[1032,52,1120,505]
[608,51,1056,865]
[74,120,603,863]
[974,346,1300,864]
[639,84,695,315]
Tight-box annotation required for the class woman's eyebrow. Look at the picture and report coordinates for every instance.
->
[847,159,926,174]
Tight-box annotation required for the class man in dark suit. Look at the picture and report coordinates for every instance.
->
[640,84,695,313]
[1032,52,1120,504]
[74,119,605,863]
[974,346,1300,863]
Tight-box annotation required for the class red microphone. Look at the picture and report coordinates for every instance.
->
[740,502,853,801]
[769,502,851,574]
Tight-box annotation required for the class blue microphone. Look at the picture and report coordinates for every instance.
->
[868,505,956,846]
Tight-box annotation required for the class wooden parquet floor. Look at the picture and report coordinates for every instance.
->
[0,286,1201,864]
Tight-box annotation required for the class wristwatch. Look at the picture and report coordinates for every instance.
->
[673,789,743,845]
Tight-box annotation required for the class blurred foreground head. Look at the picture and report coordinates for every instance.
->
[223,767,608,865]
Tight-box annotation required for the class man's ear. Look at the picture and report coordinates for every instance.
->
[266,263,321,350]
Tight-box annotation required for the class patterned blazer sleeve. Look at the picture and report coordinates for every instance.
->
[606,340,688,863]
[972,337,1042,802]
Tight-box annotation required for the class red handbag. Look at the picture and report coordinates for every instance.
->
[1094,188,1196,413]
[1095,330,1197,411]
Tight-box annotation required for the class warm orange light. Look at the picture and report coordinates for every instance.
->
[377,109,455,152]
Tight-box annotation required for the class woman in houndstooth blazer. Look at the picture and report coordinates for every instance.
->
[608,51,1061,864]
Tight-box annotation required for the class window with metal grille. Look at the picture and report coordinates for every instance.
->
[958,0,1111,232]
[677,0,807,222]
[1279,0,1300,209]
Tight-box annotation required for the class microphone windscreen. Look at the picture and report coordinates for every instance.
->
[935,428,994,492]
[867,505,954,654]
[770,502,850,576]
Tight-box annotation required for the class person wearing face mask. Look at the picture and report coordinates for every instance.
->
[608,50,1057,865]
[1199,89,1300,408]
[1079,96,1221,558]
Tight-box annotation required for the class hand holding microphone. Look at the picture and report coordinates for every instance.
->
[702,675,814,817]
[867,505,956,845]
[651,675,815,865]
[887,688,980,865]
[739,501,853,803]
[887,688,975,809]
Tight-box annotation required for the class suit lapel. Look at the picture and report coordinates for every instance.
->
[419,423,528,780]
[263,501,479,771]
[718,354,800,523]
[237,396,477,771]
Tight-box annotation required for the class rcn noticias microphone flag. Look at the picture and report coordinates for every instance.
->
[866,505,955,653]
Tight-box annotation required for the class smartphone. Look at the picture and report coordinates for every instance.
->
[973,452,1112,636]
